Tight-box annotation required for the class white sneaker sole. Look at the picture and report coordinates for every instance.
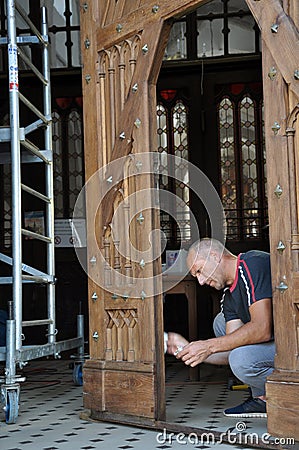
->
[223,412,267,418]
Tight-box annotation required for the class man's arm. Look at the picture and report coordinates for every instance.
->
[177,298,273,367]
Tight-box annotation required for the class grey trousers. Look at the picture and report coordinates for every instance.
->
[213,312,275,397]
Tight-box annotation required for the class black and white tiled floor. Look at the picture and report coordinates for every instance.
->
[0,359,297,450]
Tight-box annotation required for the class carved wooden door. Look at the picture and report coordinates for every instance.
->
[78,1,174,426]
[79,0,299,437]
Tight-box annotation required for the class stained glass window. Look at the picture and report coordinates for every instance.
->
[157,95,190,247]
[217,84,267,240]
[219,97,237,237]
[52,97,84,218]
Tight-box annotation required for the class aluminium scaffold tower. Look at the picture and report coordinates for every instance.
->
[0,0,85,424]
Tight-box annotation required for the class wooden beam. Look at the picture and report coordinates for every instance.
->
[97,0,210,49]
[246,0,299,98]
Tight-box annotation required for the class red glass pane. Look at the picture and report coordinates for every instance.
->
[230,83,244,95]
[160,89,177,101]
[56,97,72,109]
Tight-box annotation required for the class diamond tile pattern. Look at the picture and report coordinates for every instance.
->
[0,359,288,450]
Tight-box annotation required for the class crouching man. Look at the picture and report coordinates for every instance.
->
[166,238,275,418]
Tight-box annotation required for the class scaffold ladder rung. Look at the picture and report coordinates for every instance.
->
[21,228,52,243]
[21,139,51,163]
[21,183,51,203]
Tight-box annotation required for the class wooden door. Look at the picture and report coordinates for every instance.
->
[80,0,299,437]
[79,1,172,426]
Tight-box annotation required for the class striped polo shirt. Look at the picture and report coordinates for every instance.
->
[221,250,272,324]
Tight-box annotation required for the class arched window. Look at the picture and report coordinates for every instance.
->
[217,84,267,240]
[52,97,84,219]
[157,93,190,248]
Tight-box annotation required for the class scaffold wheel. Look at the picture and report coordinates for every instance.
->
[5,390,19,424]
[72,363,83,386]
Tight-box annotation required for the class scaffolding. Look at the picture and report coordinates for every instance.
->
[0,1,84,424]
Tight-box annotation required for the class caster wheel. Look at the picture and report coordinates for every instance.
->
[72,364,83,386]
[5,390,19,424]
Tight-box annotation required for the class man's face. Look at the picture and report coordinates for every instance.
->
[187,250,226,290]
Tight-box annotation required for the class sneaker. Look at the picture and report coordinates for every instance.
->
[223,397,267,418]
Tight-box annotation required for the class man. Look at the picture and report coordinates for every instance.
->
[167,238,275,418]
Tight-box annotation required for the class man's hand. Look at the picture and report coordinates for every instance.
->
[166,332,189,355]
[176,340,213,367]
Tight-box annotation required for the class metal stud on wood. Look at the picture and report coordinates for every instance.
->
[92,331,99,341]
[142,44,149,54]
[82,3,88,12]
[276,281,288,292]
[277,241,286,253]
[274,184,283,198]
[137,212,145,224]
[134,118,141,128]
[268,67,277,80]
[89,256,97,265]
[272,122,280,134]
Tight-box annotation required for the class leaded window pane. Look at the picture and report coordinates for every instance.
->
[68,110,83,217]
[219,97,236,208]
[217,86,267,241]
[228,15,256,54]
[52,111,64,218]
[52,99,84,219]
[219,97,237,239]
[71,30,81,67]
[240,96,259,237]
[164,21,187,61]
[197,19,223,58]
[157,98,190,246]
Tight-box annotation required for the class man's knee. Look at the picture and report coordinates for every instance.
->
[228,344,275,379]
[228,347,245,374]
